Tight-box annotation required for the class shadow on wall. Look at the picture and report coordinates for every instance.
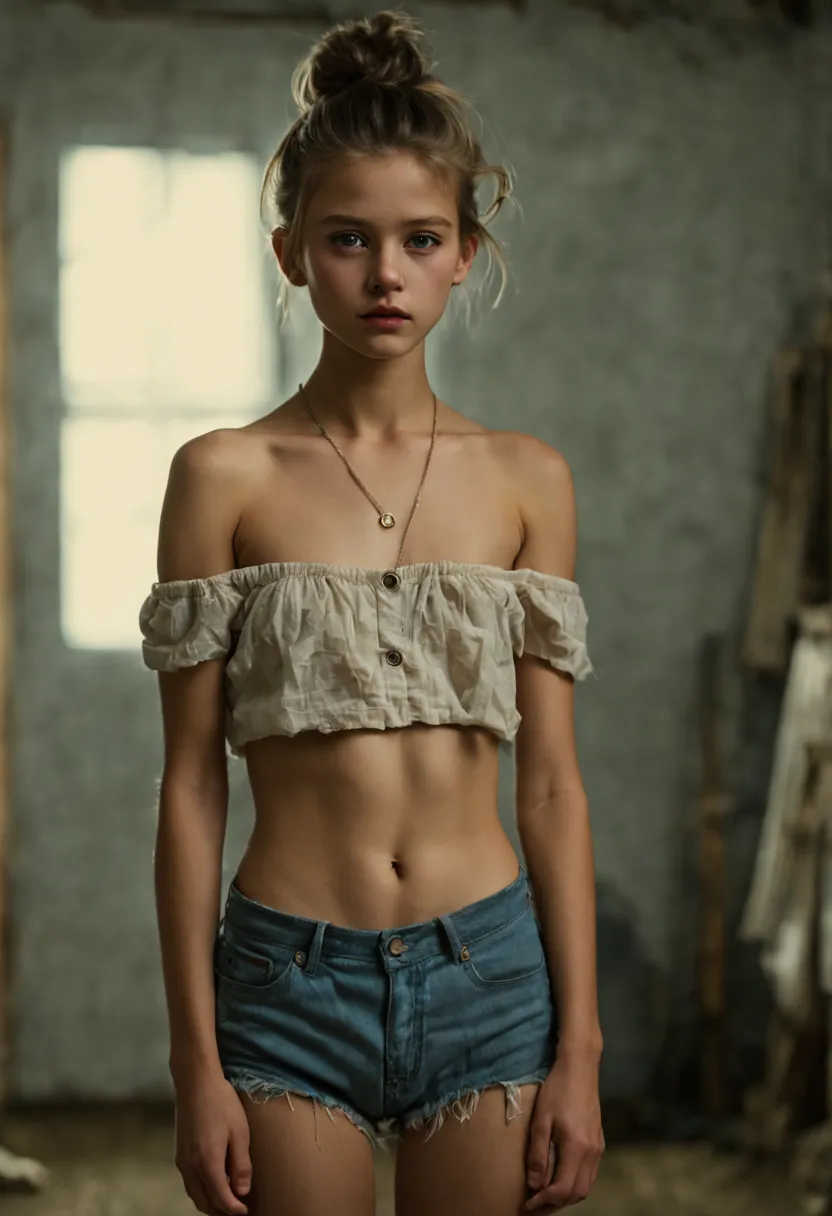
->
[614,663,784,1143]
[594,868,774,1141]
[563,0,816,32]
[595,878,665,1109]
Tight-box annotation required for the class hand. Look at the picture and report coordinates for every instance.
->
[525,1046,604,1209]
[174,1071,252,1215]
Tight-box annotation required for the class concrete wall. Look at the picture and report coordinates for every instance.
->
[1,0,830,1108]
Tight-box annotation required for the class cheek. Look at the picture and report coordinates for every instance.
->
[306,253,361,300]
[304,252,337,288]
[420,251,460,297]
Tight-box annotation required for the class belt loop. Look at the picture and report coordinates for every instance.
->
[302,920,327,976]
[438,912,467,964]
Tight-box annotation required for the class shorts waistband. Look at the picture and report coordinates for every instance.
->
[221,863,531,965]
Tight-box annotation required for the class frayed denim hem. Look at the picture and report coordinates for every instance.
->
[225,1072,400,1156]
[225,1071,548,1154]
[401,1073,549,1143]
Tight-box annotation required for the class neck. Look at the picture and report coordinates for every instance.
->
[299,332,436,442]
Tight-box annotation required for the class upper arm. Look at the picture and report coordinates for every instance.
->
[154,429,244,795]
[511,436,584,811]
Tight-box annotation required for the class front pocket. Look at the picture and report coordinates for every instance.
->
[461,904,547,988]
[214,926,295,992]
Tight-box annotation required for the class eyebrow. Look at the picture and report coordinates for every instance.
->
[318,214,454,229]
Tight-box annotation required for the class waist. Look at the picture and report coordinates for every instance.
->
[223,859,530,953]
[236,722,509,926]
[235,831,520,929]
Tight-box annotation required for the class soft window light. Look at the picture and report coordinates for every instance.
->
[58,145,274,649]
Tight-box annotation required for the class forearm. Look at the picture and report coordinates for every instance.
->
[518,788,603,1055]
[154,779,227,1087]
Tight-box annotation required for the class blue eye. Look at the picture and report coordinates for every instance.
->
[330,232,365,249]
[409,233,441,250]
[329,232,441,251]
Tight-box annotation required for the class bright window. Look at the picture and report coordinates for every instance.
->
[58,145,274,649]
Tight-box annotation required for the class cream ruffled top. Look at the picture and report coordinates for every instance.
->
[138,560,593,758]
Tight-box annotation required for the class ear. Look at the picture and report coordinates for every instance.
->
[271,227,308,287]
[452,233,478,287]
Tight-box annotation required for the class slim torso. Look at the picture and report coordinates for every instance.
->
[230,396,526,930]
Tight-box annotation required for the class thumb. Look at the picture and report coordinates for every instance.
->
[227,1125,252,1196]
[526,1120,553,1188]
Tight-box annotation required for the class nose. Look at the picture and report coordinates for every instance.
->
[367,242,405,294]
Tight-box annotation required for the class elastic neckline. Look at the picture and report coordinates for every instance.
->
[152,558,580,593]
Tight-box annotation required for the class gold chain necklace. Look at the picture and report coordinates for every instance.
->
[297,382,437,571]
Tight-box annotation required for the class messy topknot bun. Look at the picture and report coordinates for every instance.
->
[292,11,429,115]
[261,9,514,321]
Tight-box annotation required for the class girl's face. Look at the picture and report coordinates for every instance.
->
[275,151,477,358]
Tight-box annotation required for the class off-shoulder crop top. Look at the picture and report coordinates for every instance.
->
[138,560,593,758]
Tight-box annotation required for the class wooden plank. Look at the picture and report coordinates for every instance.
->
[799,328,830,604]
[742,742,830,1155]
[741,605,832,943]
[0,126,45,1182]
[741,347,823,673]
[762,741,829,1022]
[696,634,731,1118]
[0,119,8,1106]
[823,300,832,602]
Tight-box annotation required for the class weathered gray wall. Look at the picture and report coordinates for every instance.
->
[2,0,830,1109]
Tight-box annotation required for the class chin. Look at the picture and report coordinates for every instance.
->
[356,338,422,362]
[324,323,425,358]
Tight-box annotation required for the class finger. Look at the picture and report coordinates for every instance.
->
[226,1126,253,1201]
[545,1139,556,1186]
[550,1136,584,1196]
[526,1121,556,1192]
[201,1161,249,1215]
[566,1155,596,1205]
[526,1139,584,1210]
[183,1173,220,1215]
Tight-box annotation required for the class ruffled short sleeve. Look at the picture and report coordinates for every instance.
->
[511,569,594,681]
[138,576,246,672]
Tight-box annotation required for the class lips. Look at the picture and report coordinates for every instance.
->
[362,308,411,319]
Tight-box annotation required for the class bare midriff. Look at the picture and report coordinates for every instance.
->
[229,401,526,931]
[235,722,520,929]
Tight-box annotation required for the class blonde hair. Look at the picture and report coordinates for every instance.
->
[259,9,514,322]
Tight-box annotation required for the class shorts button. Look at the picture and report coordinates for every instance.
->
[388,937,407,956]
[381,571,400,590]
[294,951,306,964]
[386,649,403,666]
[460,946,470,961]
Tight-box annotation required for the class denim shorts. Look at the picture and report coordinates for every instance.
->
[213,862,557,1154]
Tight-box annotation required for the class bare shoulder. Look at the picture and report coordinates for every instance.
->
[167,424,263,505]
[488,430,574,510]
[439,403,570,481]
[157,427,253,583]
[490,430,577,579]
[173,424,254,472]
[438,411,576,571]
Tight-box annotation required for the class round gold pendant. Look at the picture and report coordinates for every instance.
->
[379,512,396,529]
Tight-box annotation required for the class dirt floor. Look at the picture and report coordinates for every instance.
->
[0,1104,803,1215]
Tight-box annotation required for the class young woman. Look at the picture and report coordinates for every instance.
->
[140,11,603,1216]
